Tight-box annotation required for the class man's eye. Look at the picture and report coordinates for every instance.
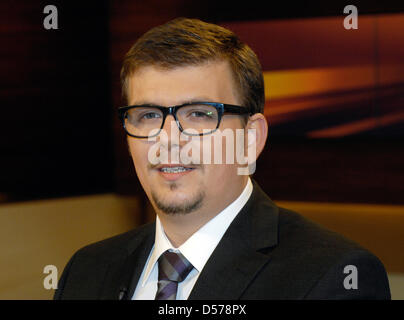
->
[190,111,213,118]
[141,112,161,120]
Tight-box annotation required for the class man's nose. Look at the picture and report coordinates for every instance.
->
[160,115,181,145]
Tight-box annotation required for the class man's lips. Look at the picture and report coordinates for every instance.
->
[155,164,196,171]
[153,164,198,181]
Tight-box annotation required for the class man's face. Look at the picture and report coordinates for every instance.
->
[126,60,248,216]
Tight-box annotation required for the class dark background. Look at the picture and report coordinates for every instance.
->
[1,0,403,204]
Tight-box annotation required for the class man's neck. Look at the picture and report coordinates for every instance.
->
[156,178,250,247]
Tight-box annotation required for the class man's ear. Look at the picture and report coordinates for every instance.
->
[245,113,268,161]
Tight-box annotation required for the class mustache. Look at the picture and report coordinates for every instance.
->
[147,140,204,170]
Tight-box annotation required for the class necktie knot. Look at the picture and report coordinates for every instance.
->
[158,250,193,282]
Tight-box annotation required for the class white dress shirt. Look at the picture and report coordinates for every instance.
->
[132,177,253,300]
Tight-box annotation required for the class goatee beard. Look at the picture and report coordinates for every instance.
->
[151,183,205,215]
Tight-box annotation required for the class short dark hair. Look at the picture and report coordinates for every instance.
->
[120,17,265,115]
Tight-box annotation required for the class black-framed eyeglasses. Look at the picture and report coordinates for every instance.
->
[118,102,252,138]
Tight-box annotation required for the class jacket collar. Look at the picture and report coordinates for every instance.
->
[188,179,279,299]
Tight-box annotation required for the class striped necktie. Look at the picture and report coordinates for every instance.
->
[155,250,194,300]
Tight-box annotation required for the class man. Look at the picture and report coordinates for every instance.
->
[54,18,390,300]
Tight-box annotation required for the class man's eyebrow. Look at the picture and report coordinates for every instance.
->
[129,101,159,107]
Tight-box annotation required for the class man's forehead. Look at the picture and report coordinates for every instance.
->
[128,97,215,107]
[126,61,238,106]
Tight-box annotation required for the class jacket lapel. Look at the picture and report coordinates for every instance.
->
[99,223,155,300]
[189,180,279,300]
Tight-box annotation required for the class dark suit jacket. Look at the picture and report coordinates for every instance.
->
[54,181,391,300]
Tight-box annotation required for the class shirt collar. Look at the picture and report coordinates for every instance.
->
[141,177,253,287]
[141,215,174,287]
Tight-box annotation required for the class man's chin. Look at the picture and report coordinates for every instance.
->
[151,189,205,215]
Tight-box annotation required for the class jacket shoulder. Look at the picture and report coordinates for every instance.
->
[74,221,155,262]
[54,222,155,300]
[272,206,390,299]
[277,206,364,253]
